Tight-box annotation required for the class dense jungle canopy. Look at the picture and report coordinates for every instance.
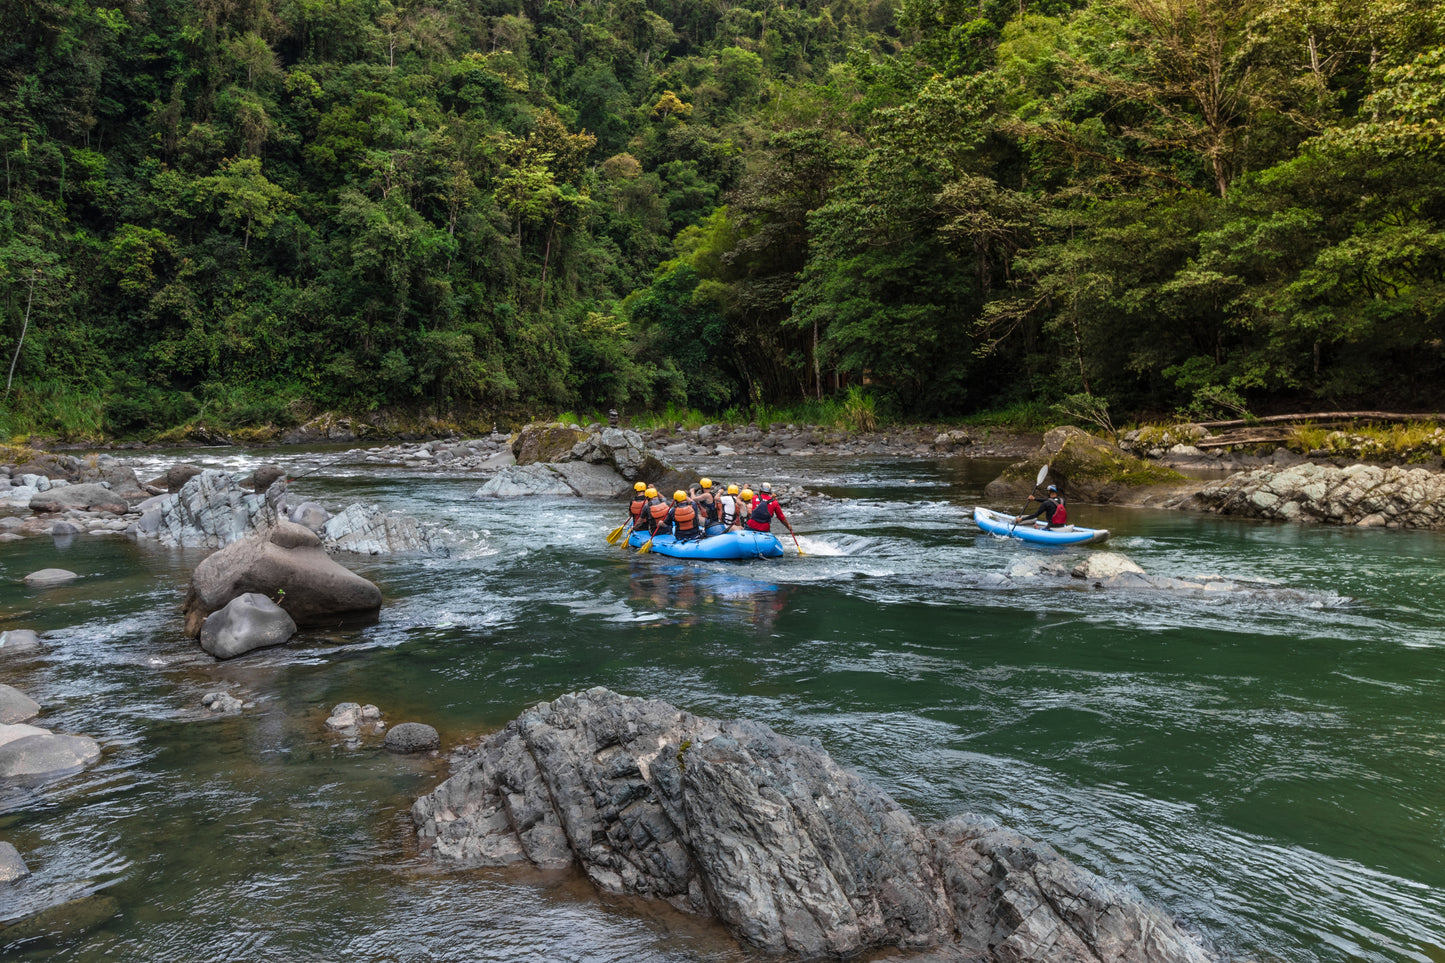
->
[2,0,1443,436]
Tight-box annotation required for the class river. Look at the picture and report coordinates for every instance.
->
[1,448,1443,962]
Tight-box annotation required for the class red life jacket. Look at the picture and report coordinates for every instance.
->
[1051,500,1067,526]
[629,495,647,521]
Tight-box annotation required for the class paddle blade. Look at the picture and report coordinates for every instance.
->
[1035,462,1050,487]
[791,533,807,556]
[637,538,655,554]
[606,524,624,544]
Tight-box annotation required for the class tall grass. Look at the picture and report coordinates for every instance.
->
[957,400,1056,432]
[0,380,107,442]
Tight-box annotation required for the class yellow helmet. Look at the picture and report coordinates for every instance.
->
[740,488,754,502]
[700,477,712,488]
[634,481,646,492]
[645,487,658,498]
[673,490,688,502]
[727,484,739,495]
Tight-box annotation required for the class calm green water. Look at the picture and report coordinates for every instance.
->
[1,451,1443,962]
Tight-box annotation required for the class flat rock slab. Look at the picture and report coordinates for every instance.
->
[0,732,101,780]
[27,483,131,514]
[413,688,1214,963]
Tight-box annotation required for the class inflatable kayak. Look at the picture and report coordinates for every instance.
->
[973,506,1110,545]
[626,528,785,559]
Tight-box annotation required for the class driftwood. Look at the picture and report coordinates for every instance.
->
[1194,436,1288,449]
[1196,411,1442,429]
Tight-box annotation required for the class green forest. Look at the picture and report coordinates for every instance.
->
[2,0,1443,438]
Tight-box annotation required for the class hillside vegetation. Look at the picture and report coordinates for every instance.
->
[2,0,1443,438]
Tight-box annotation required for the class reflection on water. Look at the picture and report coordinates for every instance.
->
[1,451,1444,961]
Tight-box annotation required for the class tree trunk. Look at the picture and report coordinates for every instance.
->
[1196,411,1441,429]
[5,272,38,397]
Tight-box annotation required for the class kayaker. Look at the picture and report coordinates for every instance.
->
[667,490,704,541]
[627,482,649,533]
[1016,484,1067,529]
[745,482,795,538]
[645,486,670,534]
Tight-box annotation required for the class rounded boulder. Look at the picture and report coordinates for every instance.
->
[0,685,41,725]
[23,568,78,586]
[384,722,439,754]
[199,592,298,660]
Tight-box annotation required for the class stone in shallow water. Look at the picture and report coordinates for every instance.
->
[385,722,439,753]
[22,568,77,586]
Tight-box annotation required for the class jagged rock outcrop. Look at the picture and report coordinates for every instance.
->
[413,688,1214,963]
[320,503,448,554]
[1189,462,1445,529]
[475,461,634,498]
[134,469,283,548]
[182,520,383,637]
[480,426,695,498]
[987,427,1186,504]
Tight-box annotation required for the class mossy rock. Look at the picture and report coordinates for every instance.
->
[987,426,1185,502]
[511,422,588,465]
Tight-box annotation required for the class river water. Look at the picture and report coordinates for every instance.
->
[1,449,1443,962]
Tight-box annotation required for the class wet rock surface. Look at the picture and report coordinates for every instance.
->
[199,592,299,659]
[413,688,1214,963]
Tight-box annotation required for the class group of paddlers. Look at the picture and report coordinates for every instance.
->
[624,478,794,542]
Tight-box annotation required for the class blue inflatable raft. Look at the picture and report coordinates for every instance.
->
[626,528,786,559]
[972,506,1110,546]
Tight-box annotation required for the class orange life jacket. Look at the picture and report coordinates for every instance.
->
[671,501,697,532]
[648,500,670,532]
[629,495,647,520]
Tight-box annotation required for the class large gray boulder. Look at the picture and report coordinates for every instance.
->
[413,689,1213,963]
[0,686,41,724]
[570,427,651,479]
[182,520,383,637]
[0,732,102,779]
[199,592,298,659]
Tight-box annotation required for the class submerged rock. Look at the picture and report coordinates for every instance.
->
[0,841,29,882]
[182,520,382,637]
[0,685,41,724]
[413,688,1214,962]
[22,568,78,586]
[200,692,245,714]
[0,630,42,657]
[326,702,383,734]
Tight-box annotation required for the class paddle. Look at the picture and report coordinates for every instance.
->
[1009,463,1051,535]
[606,516,633,545]
[790,530,806,556]
[637,533,655,554]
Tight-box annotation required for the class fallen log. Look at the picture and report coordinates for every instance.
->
[1196,411,1442,429]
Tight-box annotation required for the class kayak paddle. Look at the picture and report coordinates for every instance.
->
[1009,463,1050,535]
[606,517,632,544]
[791,531,806,556]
